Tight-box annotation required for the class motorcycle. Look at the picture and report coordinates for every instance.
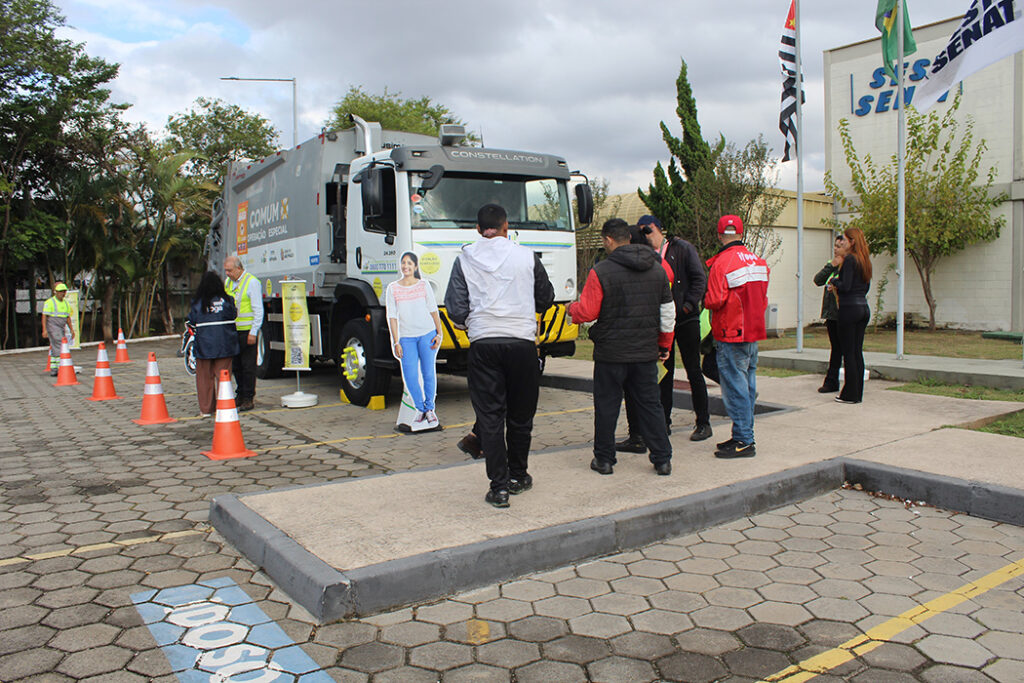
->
[177,319,197,376]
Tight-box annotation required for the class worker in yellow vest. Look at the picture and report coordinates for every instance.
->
[42,282,75,376]
[224,256,263,411]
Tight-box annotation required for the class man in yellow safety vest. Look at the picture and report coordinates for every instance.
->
[224,256,263,411]
[42,282,75,376]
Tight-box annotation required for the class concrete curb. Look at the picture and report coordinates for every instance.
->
[210,457,1024,622]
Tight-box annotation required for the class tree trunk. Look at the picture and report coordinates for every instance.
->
[161,264,174,334]
[102,283,114,345]
[909,252,938,331]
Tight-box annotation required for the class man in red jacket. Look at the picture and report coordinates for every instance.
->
[704,215,769,458]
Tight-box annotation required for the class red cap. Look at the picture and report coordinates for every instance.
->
[717,215,743,236]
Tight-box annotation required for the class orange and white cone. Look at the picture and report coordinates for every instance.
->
[114,328,131,363]
[202,369,256,460]
[132,352,176,425]
[87,343,122,401]
[53,337,79,386]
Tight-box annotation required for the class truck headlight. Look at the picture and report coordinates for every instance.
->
[564,278,574,296]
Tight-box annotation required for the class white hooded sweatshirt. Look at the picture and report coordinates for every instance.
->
[457,236,539,342]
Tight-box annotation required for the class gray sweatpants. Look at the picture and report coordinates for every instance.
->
[46,317,68,368]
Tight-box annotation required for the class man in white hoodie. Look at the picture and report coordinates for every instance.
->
[445,204,555,508]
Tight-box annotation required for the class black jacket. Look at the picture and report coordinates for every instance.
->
[661,236,706,322]
[190,296,240,360]
[589,244,672,364]
[813,262,840,321]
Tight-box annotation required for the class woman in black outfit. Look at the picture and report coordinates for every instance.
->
[828,228,872,404]
[813,235,844,393]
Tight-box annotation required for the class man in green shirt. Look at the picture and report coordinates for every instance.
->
[42,283,75,376]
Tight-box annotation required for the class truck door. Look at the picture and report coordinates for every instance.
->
[349,164,399,303]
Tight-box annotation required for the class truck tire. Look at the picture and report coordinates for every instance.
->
[255,327,283,379]
[337,318,390,406]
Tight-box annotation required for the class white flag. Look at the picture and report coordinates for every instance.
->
[914,0,1024,112]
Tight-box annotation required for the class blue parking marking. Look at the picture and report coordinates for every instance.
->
[132,578,331,682]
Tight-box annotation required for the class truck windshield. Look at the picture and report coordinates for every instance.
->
[410,174,571,231]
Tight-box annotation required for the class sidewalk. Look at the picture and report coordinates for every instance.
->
[759,347,1024,390]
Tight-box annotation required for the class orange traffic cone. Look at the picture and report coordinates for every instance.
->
[202,369,256,460]
[114,329,131,363]
[87,343,122,401]
[132,352,177,425]
[53,337,80,386]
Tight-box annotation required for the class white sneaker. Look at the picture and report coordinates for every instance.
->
[413,411,427,424]
[425,410,438,425]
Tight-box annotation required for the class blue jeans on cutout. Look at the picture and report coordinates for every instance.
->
[399,331,437,412]
[716,340,758,445]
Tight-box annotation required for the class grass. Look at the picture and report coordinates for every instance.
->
[568,339,806,377]
[759,327,1022,360]
[975,412,1024,439]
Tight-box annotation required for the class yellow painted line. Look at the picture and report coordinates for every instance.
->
[0,529,207,568]
[762,555,1024,682]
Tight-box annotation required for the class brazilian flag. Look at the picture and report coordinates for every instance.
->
[876,0,917,81]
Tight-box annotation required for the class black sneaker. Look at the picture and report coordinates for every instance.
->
[615,435,647,454]
[716,441,756,458]
[590,458,614,475]
[690,424,713,442]
[458,433,483,459]
[817,383,839,393]
[654,461,672,476]
[716,437,739,450]
[485,489,510,507]
[509,474,533,495]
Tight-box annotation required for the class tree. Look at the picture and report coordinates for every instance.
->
[325,86,475,140]
[640,61,785,261]
[166,97,279,184]
[824,92,1005,330]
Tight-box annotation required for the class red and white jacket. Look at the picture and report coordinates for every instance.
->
[704,241,769,343]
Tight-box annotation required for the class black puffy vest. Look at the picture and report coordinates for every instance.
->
[589,244,669,363]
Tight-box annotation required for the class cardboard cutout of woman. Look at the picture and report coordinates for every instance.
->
[386,252,443,432]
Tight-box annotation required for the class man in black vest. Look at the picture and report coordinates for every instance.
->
[568,219,675,476]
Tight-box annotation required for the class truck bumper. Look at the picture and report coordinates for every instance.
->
[436,304,578,351]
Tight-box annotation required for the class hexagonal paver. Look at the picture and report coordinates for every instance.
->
[568,612,632,639]
[516,660,587,683]
[625,559,677,578]
[49,623,119,652]
[860,642,928,671]
[501,579,555,602]
[723,646,793,679]
[475,598,533,623]
[444,663,510,683]
[533,596,591,619]
[416,600,474,625]
[444,618,506,645]
[379,620,440,647]
[315,622,378,649]
[657,651,728,683]
[542,634,609,664]
[339,642,405,673]
[476,638,541,668]
[555,578,611,599]
[648,590,707,613]
[737,623,807,651]
[608,576,665,596]
[587,655,657,682]
[590,592,650,616]
[408,641,473,671]
[690,605,754,631]
[610,631,675,660]
[917,634,995,668]
[748,601,814,627]
[630,608,693,635]
[805,597,870,623]
[705,586,761,609]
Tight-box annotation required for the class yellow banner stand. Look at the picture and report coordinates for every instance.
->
[279,280,317,408]
[66,290,82,350]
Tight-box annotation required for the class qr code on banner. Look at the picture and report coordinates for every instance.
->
[290,347,304,366]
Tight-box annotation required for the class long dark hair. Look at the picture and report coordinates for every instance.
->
[843,228,873,282]
[401,251,421,279]
[193,271,229,310]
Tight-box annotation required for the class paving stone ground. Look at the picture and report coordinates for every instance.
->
[1,338,1023,682]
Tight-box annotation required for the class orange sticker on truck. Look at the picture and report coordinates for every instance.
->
[236,201,249,255]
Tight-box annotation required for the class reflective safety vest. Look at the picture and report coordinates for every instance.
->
[43,296,71,319]
[225,271,259,332]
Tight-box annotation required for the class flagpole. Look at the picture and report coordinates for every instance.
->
[795,0,805,353]
[896,0,906,359]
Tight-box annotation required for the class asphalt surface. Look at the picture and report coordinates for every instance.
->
[1,338,1022,682]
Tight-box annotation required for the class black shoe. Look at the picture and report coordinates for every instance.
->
[716,441,756,458]
[509,474,533,495]
[690,424,713,442]
[485,489,510,508]
[590,458,614,475]
[716,437,739,450]
[458,433,483,459]
[654,461,672,476]
[834,396,860,404]
[237,400,254,412]
[818,383,839,393]
[49,369,58,377]
[615,435,647,454]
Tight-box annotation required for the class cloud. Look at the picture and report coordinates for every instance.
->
[55,0,969,194]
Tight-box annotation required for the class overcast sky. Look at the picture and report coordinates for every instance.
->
[55,0,970,196]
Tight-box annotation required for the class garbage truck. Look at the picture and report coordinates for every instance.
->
[207,117,594,405]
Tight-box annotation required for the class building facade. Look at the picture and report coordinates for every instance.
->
[825,17,1024,332]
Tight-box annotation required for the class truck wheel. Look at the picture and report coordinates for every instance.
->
[337,318,389,406]
[255,327,283,379]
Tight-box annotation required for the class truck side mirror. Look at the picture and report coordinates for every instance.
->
[359,168,384,219]
[419,164,445,191]
[575,182,594,227]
